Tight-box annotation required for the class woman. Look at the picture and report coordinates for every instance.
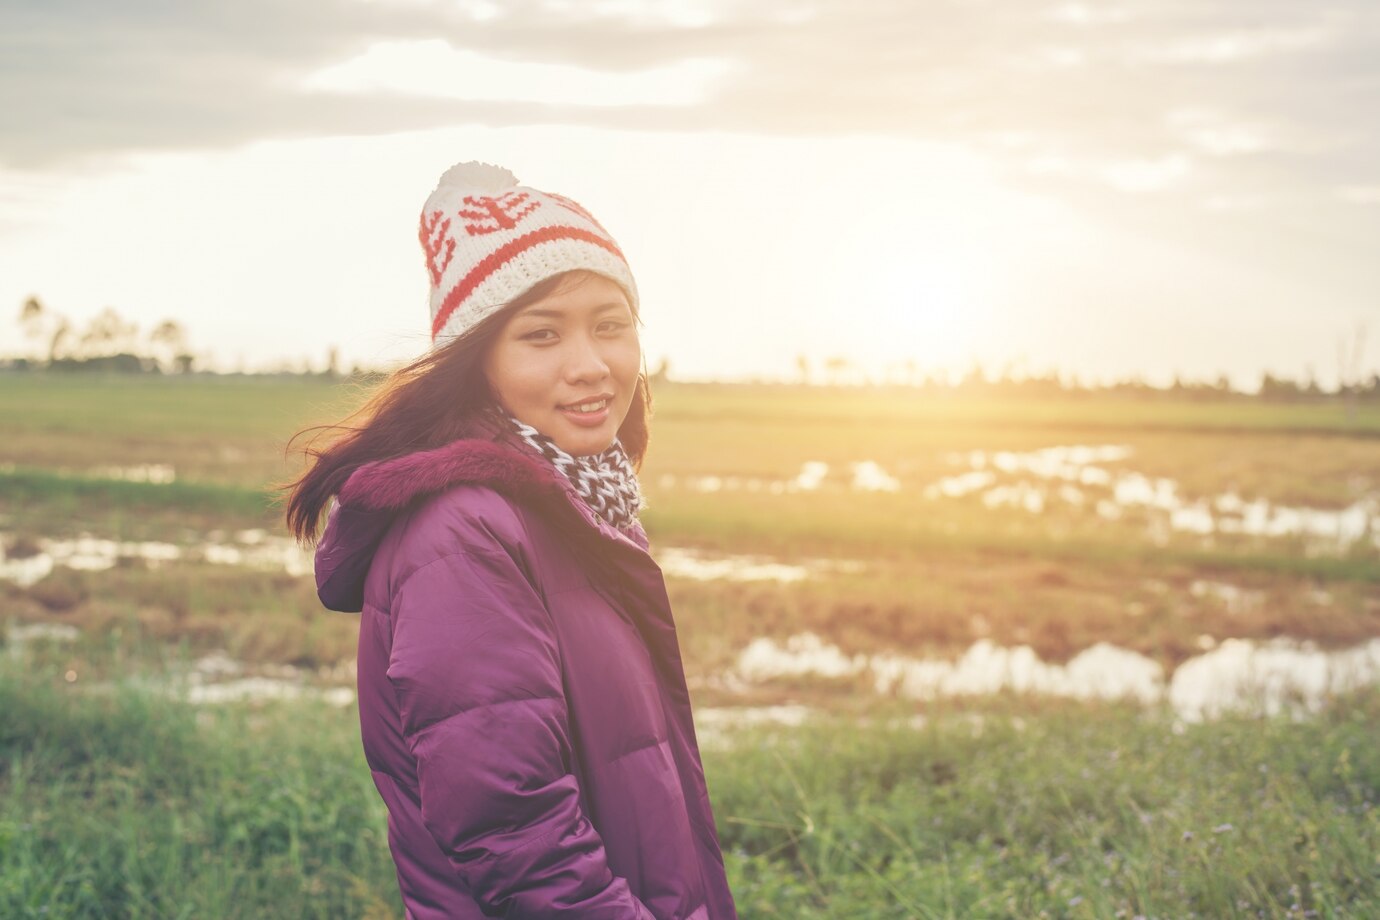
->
[286,162,738,919]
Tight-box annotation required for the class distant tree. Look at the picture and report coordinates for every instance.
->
[1337,321,1368,419]
[1259,371,1304,401]
[48,317,72,362]
[823,355,850,386]
[795,354,811,385]
[18,296,47,361]
[960,361,989,390]
[148,319,188,371]
[77,306,139,358]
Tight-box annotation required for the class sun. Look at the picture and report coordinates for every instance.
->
[840,249,990,383]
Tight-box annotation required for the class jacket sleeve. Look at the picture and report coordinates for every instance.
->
[387,538,656,919]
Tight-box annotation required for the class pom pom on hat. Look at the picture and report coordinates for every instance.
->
[418,160,638,348]
[434,161,520,195]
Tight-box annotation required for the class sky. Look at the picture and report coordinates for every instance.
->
[1,0,1378,387]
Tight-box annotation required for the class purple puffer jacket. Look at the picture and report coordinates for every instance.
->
[314,430,738,920]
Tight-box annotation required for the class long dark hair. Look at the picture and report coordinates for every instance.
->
[283,271,651,543]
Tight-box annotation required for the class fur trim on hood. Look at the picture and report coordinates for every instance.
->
[314,435,648,613]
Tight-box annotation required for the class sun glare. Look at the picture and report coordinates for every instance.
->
[854,259,986,381]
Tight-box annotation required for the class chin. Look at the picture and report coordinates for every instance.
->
[553,424,618,457]
[560,434,617,456]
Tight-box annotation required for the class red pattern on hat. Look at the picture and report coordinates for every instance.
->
[430,225,628,341]
[458,192,540,236]
[419,211,456,286]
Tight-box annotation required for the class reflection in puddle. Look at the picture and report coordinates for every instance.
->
[693,704,812,750]
[1171,639,1380,720]
[659,459,902,495]
[850,461,900,492]
[0,529,313,585]
[658,547,810,584]
[924,470,996,499]
[174,651,354,706]
[5,621,81,653]
[184,677,355,707]
[0,552,54,587]
[982,482,1045,513]
[657,547,862,584]
[736,632,1380,721]
[1189,579,1264,615]
[955,445,1129,482]
[929,444,1380,550]
[2,530,849,589]
[793,461,829,491]
[88,464,177,484]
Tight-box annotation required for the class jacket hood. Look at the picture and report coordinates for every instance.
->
[313,434,648,613]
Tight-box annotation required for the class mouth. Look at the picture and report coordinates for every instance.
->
[557,394,615,428]
[557,394,613,414]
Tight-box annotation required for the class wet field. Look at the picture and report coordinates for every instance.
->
[2,373,1379,917]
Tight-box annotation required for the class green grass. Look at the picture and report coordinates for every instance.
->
[2,668,1376,918]
[3,373,1379,915]
[2,373,1378,673]
[0,670,396,920]
[0,467,270,518]
[714,692,1380,918]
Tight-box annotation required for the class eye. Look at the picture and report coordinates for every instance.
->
[520,328,557,342]
[596,319,630,335]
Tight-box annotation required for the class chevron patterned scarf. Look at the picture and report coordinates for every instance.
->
[502,414,645,532]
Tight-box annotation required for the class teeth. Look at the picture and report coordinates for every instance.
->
[566,399,608,413]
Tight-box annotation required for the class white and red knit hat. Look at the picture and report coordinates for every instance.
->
[418,161,639,348]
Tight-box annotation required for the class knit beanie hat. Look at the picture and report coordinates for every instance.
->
[419,161,639,348]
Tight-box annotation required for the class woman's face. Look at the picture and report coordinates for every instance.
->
[484,272,641,456]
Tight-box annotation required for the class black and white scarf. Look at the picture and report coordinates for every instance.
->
[503,414,645,532]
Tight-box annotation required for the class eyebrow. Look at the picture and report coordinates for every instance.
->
[515,302,629,319]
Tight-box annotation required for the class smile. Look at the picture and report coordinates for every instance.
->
[559,397,611,414]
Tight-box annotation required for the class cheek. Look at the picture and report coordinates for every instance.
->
[611,338,642,384]
[485,345,546,409]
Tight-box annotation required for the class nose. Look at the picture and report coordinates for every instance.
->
[563,332,610,385]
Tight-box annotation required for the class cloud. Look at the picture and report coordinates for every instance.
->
[1101,153,1192,193]
[2,0,1378,218]
[301,40,736,106]
[1134,25,1331,65]
[1337,185,1380,204]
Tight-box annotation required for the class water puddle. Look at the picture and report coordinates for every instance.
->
[924,470,996,499]
[2,630,358,707]
[928,444,1380,551]
[2,529,851,588]
[162,651,356,707]
[182,676,355,707]
[0,529,313,585]
[693,704,812,750]
[0,551,54,587]
[1170,638,1380,720]
[659,460,901,495]
[850,461,900,492]
[4,621,82,656]
[735,631,1380,721]
[87,464,177,484]
[658,547,811,583]
[1189,579,1265,615]
[657,547,863,584]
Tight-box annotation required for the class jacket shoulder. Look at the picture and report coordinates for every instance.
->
[372,484,542,598]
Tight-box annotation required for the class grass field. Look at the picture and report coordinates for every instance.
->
[4,663,1377,919]
[2,372,1379,917]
